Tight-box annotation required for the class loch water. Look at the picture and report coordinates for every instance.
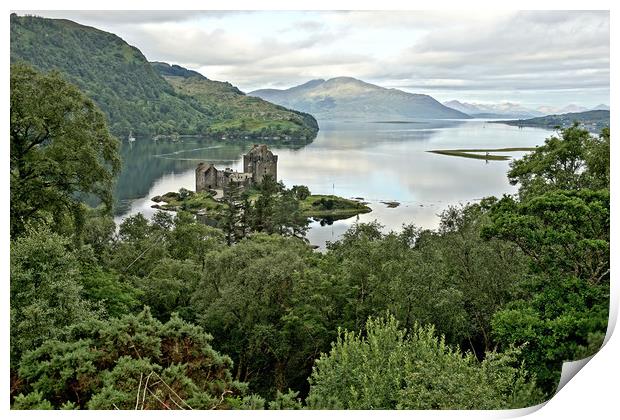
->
[114,120,553,248]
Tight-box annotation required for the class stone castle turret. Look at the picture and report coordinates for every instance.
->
[195,144,277,193]
[243,144,278,184]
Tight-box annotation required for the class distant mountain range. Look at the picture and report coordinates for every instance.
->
[443,100,609,119]
[442,100,543,119]
[591,104,610,111]
[536,104,588,115]
[494,110,610,133]
[10,14,318,140]
[250,77,470,121]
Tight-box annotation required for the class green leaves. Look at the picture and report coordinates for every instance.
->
[307,315,543,409]
[507,123,609,199]
[10,63,120,238]
[10,230,100,366]
[16,308,251,409]
[484,125,610,393]
[192,234,314,395]
[12,391,54,410]
[484,189,609,282]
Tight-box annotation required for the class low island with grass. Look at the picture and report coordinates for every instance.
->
[428,147,537,161]
[301,195,372,218]
[152,187,371,225]
[152,190,224,218]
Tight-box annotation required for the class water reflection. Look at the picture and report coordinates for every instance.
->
[114,120,552,248]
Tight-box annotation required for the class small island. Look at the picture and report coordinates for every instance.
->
[428,147,536,161]
[153,190,370,220]
[381,201,401,208]
[301,195,371,218]
[152,144,371,225]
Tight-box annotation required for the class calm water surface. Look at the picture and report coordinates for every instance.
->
[114,120,553,248]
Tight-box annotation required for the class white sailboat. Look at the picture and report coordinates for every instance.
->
[128,130,136,143]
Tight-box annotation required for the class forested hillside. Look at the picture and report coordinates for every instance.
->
[496,110,610,133]
[10,14,318,140]
[152,62,319,140]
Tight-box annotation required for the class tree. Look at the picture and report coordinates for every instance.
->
[10,63,120,238]
[247,177,309,238]
[250,175,281,233]
[220,182,246,245]
[273,188,309,238]
[483,189,609,390]
[167,211,224,267]
[10,230,99,367]
[584,127,610,189]
[307,315,543,409]
[80,207,116,259]
[432,203,530,354]
[507,123,607,199]
[15,308,256,409]
[134,257,201,322]
[482,127,610,392]
[291,185,310,201]
[318,215,526,357]
[108,213,169,279]
[191,234,315,396]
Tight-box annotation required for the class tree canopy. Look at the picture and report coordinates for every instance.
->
[307,315,543,409]
[10,63,120,238]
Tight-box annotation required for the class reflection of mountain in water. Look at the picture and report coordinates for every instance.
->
[309,120,466,149]
[114,138,308,214]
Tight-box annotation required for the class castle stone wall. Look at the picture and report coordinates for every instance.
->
[196,145,278,193]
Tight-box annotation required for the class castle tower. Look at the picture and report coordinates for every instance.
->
[195,163,219,192]
[243,144,278,185]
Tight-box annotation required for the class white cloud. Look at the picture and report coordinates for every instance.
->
[14,10,610,107]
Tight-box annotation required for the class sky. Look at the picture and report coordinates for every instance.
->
[16,10,610,108]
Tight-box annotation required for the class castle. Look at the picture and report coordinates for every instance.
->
[195,144,278,193]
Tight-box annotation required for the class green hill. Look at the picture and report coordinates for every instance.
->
[152,62,319,141]
[10,14,318,141]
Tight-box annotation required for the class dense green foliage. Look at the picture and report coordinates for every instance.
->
[507,125,610,198]
[10,57,610,409]
[15,309,258,409]
[307,315,543,409]
[10,14,318,140]
[10,231,101,366]
[483,125,610,391]
[152,177,312,244]
[10,63,120,238]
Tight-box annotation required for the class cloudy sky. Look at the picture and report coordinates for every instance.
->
[19,10,610,108]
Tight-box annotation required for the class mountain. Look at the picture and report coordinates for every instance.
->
[10,14,318,141]
[443,100,542,118]
[591,104,610,111]
[494,110,610,134]
[250,77,471,120]
[442,100,485,115]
